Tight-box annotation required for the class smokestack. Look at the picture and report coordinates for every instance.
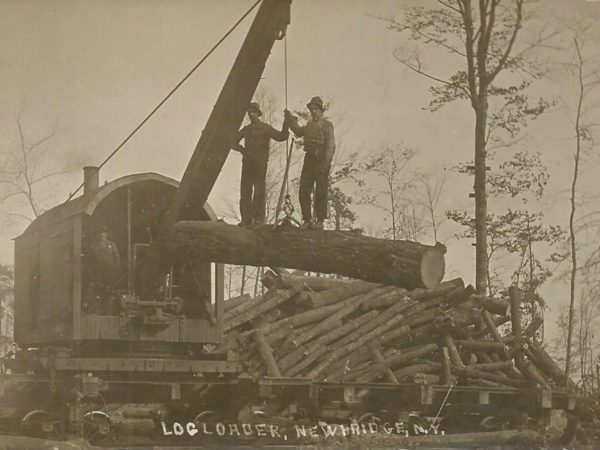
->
[83,166,99,197]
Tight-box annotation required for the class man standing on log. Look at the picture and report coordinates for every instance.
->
[285,96,335,230]
[233,102,289,226]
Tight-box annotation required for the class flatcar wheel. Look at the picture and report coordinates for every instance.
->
[193,409,225,426]
[479,415,510,431]
[357,412,381,424]
[83,411,114,444]
[21,409,65,440]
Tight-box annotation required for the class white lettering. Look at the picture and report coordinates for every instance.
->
[215,423,226,436]
[321,424,338,437]
[295,425,308,438]
[202,423,213,435]
[413,424,428,435]
[173,422,184,436]
[368,423,378,434]
[228,424,241,436]
[395,422,405,434]
[255,424,267,437]
[269,424,281,438]
[350,423,360,435]
[309,425,319,438]
[186,422,198,436]
[242,423,253,436]
[160,421,172,436]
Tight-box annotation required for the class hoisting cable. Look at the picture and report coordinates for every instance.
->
[65,0,262,202]
[273,33,298,227]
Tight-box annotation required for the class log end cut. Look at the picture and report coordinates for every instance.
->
[420,243,446,288]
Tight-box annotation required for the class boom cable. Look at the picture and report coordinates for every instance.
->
[66,0,262,202]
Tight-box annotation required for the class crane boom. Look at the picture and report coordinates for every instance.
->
[164,0,292,230]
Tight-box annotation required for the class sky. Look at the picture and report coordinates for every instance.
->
[1,0,599,338]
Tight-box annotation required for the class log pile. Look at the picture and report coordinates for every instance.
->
[221,271,571,389]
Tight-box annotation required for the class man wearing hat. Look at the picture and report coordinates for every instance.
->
[88,225,122,313]
[285,96,335,230]
[233,102,289,226]
[91,226,121,287]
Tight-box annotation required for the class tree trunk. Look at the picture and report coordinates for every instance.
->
[167,221,446,289]
[566,39,585,384]
[474,107,489,295]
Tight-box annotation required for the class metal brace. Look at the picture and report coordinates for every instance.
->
[275,194,301,227]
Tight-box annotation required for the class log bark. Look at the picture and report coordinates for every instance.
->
[254,328,281,377]
[413,373,442,384]
[369,344,399,383]
[355,344,439,382]
[469,360,514,372]
[528,342,577,390]
[393,362,441,381]
[441,347,453,385]
[519,360,551,389]
[470,294,511,316]
[443,335,465,368]
[509,286,525,367]
[309,313,409,379]
[224,294,263,323]
[226,288,299,332]
[224,293,251,312]
[453,367,527,387]
[263,271,355,292]
[168,221,446,288]
[306,284,395,309]
[455,339,508,354]
[481,310,504,343]
[279,310,379,374]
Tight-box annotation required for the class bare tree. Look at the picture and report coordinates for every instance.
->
[414,167,448,243]
[564,29,600,382]
[363,144,418,240]
[0,111,66,224]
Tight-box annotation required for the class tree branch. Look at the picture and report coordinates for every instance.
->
[488,0,524,83]
[393,49,471,98]
[458,0,480,106]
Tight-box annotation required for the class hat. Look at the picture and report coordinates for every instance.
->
[248,102,262,116]
[306,96,325,111]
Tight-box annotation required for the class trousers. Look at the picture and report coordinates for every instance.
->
[240,157,268,224]
[299,150,330,222]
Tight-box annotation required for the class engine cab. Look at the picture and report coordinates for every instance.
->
[14,168,226,359]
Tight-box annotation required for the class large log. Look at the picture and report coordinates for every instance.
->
[306,283,394,309]
[168,221,446,289]
[528,342,577,390]
[224,293,252,312]
[225,288,298,332]
[508,286,525,367]
[262,270,354,292]
[369,344,399,383]
[254,328,281,377]
[470,294,511,316]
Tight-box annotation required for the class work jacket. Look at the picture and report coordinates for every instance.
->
[235,120,289,163]
[290,117,336,164]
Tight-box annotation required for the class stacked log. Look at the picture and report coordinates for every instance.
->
[222,271,573,390]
